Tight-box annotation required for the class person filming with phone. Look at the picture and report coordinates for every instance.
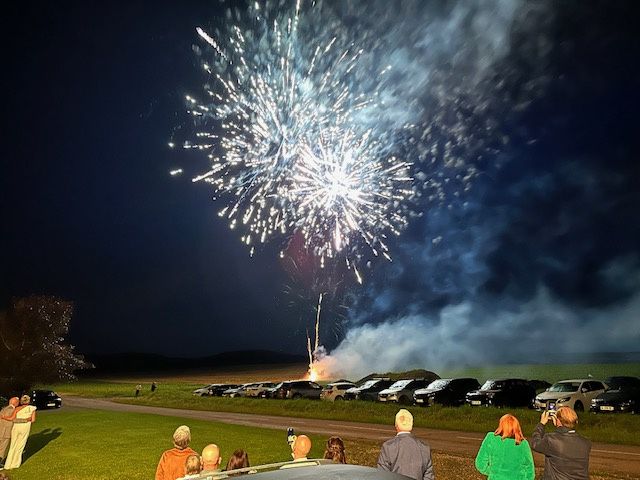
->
[531,406,591,480]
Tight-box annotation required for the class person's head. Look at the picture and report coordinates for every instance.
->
[494,414,525,445]
[395,409,413,433]
[202,444,222,471]
[323,436,346,464]
[185,454,202,475]
[292,435,312,460]
[226,449,250,473]
[8,397,19,407]
[555,406,579,429]
[19,395,30,406]
[172,425,191,450]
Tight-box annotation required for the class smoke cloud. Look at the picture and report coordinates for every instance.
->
[313,1,640,377]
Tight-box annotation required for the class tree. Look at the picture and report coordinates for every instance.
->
[0,296,91,394]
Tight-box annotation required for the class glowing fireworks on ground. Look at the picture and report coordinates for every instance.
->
[179,1,416,282]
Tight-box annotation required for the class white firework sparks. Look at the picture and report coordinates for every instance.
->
[182,1,415,281]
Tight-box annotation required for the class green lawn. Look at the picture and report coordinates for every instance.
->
[4,407,630,480]
[7,409,328,480]
[47,376,640,446]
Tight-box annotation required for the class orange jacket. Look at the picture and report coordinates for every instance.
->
[155,447,197,480]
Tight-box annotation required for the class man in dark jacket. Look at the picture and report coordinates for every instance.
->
[377,409,435,480]
[531,406,591,479]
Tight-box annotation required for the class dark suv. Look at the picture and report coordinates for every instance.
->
[590,376,640,414]
[269,381,322,400]
[30,390,62,409]
[344,378,394,401]
[466,379,535,408]
[414,378,480,407]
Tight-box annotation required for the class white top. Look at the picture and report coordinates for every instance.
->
[16,405,36,420]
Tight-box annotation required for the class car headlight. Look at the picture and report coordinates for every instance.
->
[621,400,635,407]
[591,398,603,405]
[486,393,495,398]
[535,396,543,402]
[556,397,570,403]
[388,393,398,400]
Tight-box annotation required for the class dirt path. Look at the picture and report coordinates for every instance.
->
[64,396,640,478]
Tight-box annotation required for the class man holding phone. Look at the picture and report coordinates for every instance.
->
[531,406,591,480]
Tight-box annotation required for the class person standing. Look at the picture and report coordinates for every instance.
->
[135,384,142,397]
[323,436,347,464]
[155,425,197,480]
[531,406,591,480]
[475,413,535,480]
[0,398,19,467]
[3,395,37,469]
[377,409,435,480]
[200,444,222,475]
[151,382,158,393]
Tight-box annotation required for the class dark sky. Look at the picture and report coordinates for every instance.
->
[3,1,639,361]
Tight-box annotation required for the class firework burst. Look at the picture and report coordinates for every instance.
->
[180,1,415,282]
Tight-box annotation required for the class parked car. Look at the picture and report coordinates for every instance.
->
[222,383,257,398]
[193,384,217,396]
[590,376,640,414]
[414,378,480,407]
[533,379,607,412]
[320,381,356,401]
[193,383,239,397]
[268,380,322,400]
[344,378,394,401]
[378,378,432,405]
[243,382,277,398]
[30,390,62,409]
[209,384,240,397]
[466,379,535,408]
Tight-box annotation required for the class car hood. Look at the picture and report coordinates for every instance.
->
[596,390,638,402]
[537,391,575,401]
[414,388,442,395]
[378,388,402,395]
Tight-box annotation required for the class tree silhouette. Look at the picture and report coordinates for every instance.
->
[0,296,91,394]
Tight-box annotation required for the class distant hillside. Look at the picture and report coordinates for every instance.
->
[81,350,306,375]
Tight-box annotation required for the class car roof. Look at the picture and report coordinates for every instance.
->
[556,379,603,383]
[197,462,407,479]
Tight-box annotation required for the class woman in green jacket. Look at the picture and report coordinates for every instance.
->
[475,413,535,480]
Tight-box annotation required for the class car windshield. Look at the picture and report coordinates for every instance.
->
[481,381,502,390]
[548,382,580,393]
[606,378,640,390]
[427,379,451,389]
[358,380,379,390]
[389,380,412,390]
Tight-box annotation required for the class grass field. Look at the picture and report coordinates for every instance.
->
[48,375,640,446]
[4,409,626,480]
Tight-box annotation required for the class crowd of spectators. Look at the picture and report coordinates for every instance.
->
[154,406,591,480]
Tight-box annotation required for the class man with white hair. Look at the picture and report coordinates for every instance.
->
[155,425,198,480]
[377,409,435,480]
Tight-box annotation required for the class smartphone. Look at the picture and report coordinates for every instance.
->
[287,427,295,445]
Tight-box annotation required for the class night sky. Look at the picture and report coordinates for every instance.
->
[3,1,639,364]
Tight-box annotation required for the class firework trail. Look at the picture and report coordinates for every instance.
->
[179,0,418,283]
[307,292,323,381]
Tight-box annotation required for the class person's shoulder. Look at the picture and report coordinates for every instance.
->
[382,435,401,447]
